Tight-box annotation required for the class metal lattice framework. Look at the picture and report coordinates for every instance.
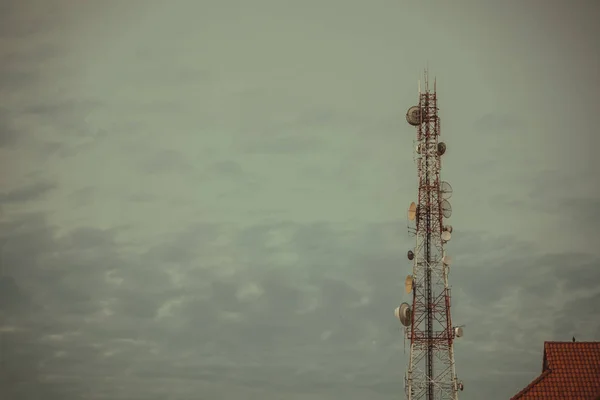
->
[396,71,462,400]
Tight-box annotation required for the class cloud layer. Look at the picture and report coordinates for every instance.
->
[1,1,599,399]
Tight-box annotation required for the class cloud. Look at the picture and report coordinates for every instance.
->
[447,231,600,396]
[0,181,56,204]
[230,107,345,155]
[23,99,101,119]
[210,160,244,178]
[0,67,42,92]
[21,98,103,139]
[128,192,154,203]
[0,275,27,312]
[241,133,324,154]
[0,215,400,397]
[557,196,600,233]
[473,113,525,132]
[140,150,194,175]
[0,108,18,147]
[1,1,598,399]
[1,209,597,399]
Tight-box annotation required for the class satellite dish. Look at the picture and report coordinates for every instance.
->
[405,275,414,294]
[442,255,452,266]
[441,199,452,218]
[395,302,412,327]
[443,225,453,233]
[454,326,464,338]
[408,202,417,221]
[407,250,414,260]
[437,142,447,156]
[441,231,451,242]
[440,181,453,199]
[406,106,421,126]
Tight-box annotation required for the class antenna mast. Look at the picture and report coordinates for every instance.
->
[395,69,463,399]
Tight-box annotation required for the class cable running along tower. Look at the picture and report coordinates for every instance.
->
[395,70,464,399]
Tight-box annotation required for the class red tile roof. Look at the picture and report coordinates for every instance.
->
[511,341,600,400]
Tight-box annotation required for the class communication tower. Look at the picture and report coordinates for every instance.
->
[394,70,464,399]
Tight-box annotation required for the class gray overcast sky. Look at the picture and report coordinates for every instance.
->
[0,0,599,399]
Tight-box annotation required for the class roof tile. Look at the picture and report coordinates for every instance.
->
[511,342,600,400]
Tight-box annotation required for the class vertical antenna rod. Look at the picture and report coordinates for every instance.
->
[395,69,464,399]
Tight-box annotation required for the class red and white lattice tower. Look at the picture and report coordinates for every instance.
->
[395,70,464,399]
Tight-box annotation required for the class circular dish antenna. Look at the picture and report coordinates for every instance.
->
[404,275,414,294]
[395,302,412,327]
[406,106,421,126]
[443,225,453,233]
[440,181,453,199]
[407,250,414,260]
[441,199,452,218]
[408,202,417,221]
[441,231,451,242]
[437,142,447,156]
[442,255,452,266]
[454,326,464,338]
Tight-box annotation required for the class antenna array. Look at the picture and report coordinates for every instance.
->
[394,70,464,399]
